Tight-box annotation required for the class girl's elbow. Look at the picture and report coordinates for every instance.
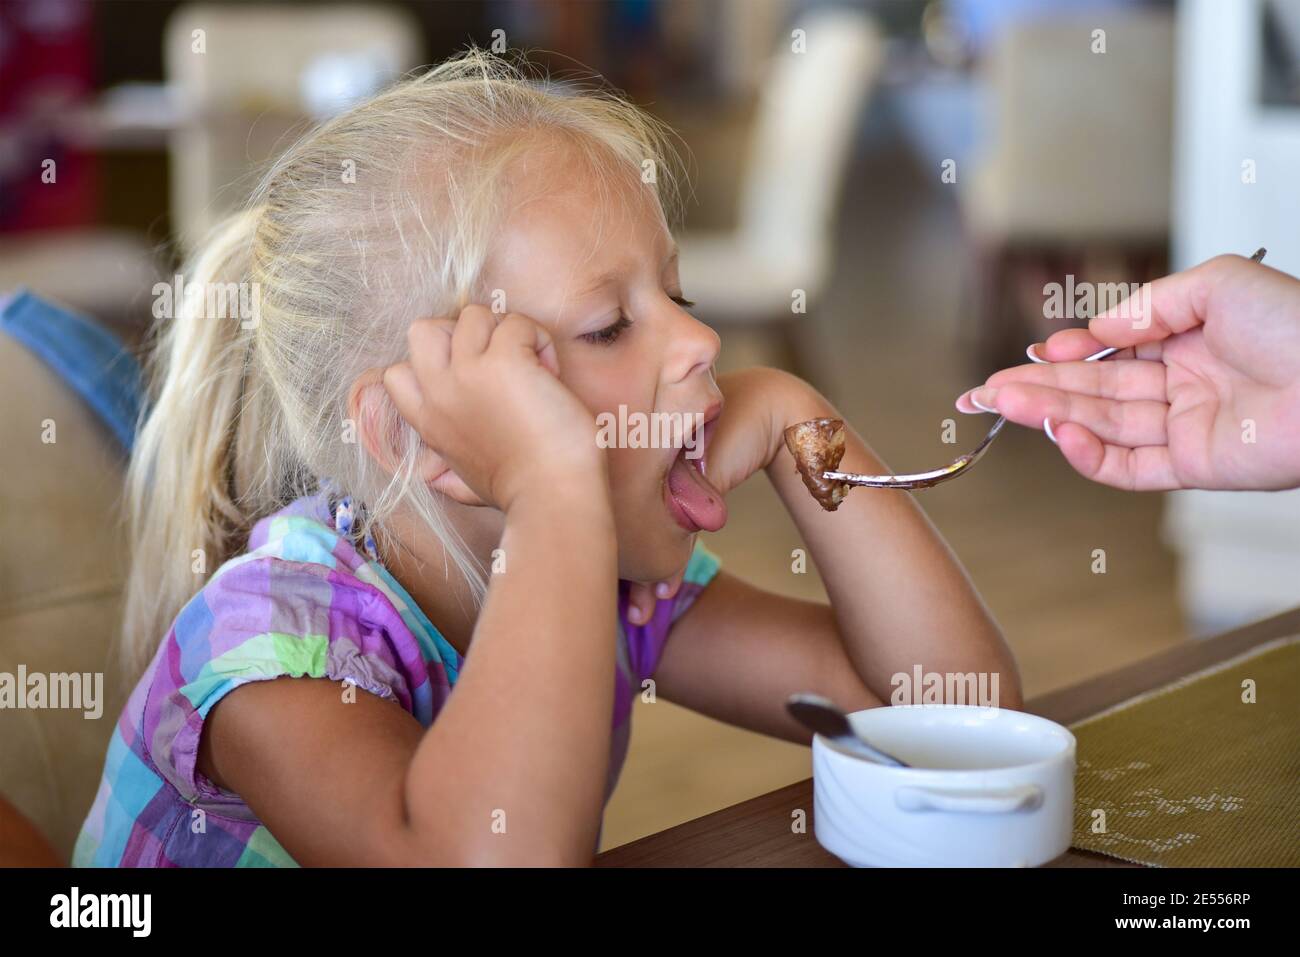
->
[396,820,593,867]
[995,660,1024,711]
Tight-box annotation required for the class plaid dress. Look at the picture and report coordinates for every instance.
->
[73,488,720,866]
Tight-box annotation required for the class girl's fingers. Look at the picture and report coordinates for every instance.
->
[536,334,560,377]
[492,312,559,373]
[429,467,488,506]
[407,318,455,374]
[626,583,656,625]
[655,568,685,601]
[390,319,456,427]
[1050,421,1181,491]
[985,357,1167,401]
[414,444,487,506]
[969,381,1170,447]
[382,361,425,428]
[452,304,501,359]
[626,567,686,625]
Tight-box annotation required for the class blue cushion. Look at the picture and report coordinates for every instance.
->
[0,290,143,451]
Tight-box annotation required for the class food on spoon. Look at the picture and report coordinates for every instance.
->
[784,417,849,511]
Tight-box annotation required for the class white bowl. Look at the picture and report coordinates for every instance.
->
[812,705,1076,867]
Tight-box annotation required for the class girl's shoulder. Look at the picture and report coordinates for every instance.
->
[139,490,461,802]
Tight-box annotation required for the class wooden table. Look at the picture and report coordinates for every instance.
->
[595,606,1300,867]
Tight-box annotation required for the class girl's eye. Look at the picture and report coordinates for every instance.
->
[582,314,631,346]
[580,296,695,346]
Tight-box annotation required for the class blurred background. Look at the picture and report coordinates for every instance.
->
[2,0,1298,859]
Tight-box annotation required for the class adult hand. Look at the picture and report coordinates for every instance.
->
[956,254,1300,491]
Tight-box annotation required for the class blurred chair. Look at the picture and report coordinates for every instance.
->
[0,294,137,863]
[961,8,1174,369]
[0,230,160,337]
[677,6,883,386]
[165,3,423,250]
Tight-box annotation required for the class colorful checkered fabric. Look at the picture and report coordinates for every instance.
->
[73,488,720,866]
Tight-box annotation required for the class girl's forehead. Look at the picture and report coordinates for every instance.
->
[485,174,672,308]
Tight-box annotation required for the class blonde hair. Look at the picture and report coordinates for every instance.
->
[121,48,685,682]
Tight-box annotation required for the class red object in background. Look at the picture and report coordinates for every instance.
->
[0,0,97,233]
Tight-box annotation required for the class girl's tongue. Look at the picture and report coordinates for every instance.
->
[667,449,727,531]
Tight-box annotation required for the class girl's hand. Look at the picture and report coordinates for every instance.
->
[956,255,1300,491]
[625,367,818,623]
[705,367,815,494]
[383,305,607,512]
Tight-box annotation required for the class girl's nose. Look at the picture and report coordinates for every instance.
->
[670,311,721,382]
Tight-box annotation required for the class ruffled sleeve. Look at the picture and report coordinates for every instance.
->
[145,553,428,806]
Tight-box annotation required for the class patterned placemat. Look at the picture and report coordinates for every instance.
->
[1069,635,1300,867]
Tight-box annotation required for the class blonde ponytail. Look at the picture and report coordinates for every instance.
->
[119,48,685,683]
[121,209,274,680]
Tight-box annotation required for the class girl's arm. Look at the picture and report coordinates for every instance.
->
[200,481,618,866]
[652,369,1022,741]
[202,309,621,865]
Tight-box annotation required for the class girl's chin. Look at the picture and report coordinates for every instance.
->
[620,534,696,586]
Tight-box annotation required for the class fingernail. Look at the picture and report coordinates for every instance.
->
[970,388,999,414]
[655,582,671,598]
[1026,344,1048,364]
[1043,417,1059,445]
[628,605,643,624]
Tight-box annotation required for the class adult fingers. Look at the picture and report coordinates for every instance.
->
[1048,421,1182,491]
[1083,254,1258,350]
[965,381,1169,447]
[984,357,1167,401]
[1033,329,1137,363]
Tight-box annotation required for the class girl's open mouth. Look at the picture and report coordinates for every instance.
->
[663,415,727,533]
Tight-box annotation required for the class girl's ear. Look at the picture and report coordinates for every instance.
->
[349,368,422,477]
[348,369,482,502]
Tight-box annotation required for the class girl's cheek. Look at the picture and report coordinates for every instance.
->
[603,445,637,488]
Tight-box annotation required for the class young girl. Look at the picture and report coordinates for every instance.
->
[75,51,1019,867]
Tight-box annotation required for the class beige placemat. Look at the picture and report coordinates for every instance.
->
[1069,635,1300,867]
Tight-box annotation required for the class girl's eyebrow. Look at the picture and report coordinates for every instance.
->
[576,243,679,299]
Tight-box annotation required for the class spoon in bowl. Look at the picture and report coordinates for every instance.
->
[786,693,909,767]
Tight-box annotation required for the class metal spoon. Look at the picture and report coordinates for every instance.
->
[822,247,1267,492]
[823,414,1010,491]
[786,693,909,767]
[823,347,1110,490]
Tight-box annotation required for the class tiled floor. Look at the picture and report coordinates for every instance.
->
[598,131,1188,852]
